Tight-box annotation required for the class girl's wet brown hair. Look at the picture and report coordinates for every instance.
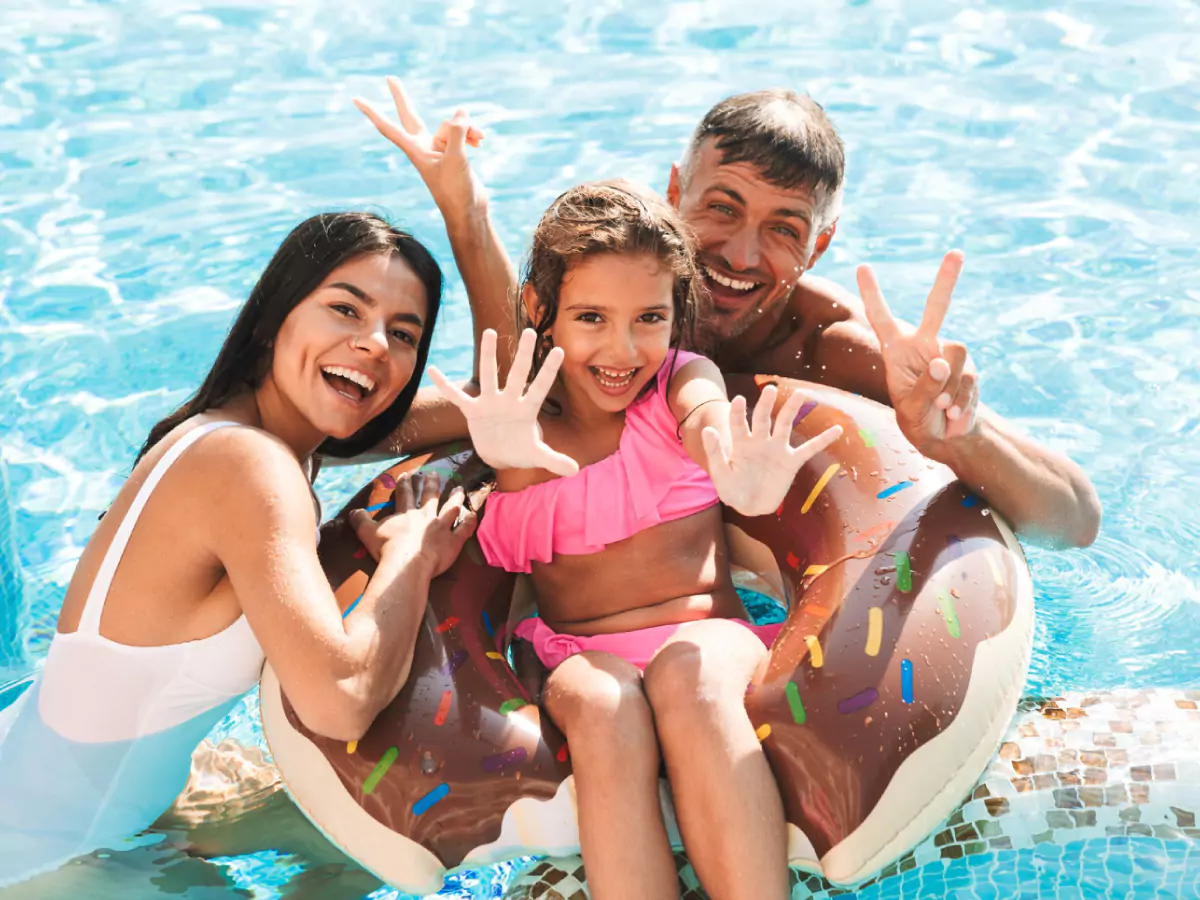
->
[519,179,703,371]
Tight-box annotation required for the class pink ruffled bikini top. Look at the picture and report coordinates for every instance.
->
[477,350,720,574]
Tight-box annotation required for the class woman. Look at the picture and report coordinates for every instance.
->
[0,211,476,888]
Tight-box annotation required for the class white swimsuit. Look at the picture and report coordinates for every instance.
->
[0,421,268,886]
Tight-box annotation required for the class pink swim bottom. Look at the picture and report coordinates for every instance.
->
[514,616,784,672]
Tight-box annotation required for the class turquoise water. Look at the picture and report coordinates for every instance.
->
[2,0,1199,896]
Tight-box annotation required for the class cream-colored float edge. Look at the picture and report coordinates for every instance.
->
[464,776,685,865]
[259,665,446,895]
[814,514,1035,885]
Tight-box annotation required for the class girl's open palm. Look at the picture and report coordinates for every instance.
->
[428,329,579,478]
[702,386,843,516]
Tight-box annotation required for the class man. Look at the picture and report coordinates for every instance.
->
[357,79,1100,548]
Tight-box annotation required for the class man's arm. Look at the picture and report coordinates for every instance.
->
[765,265,1101,548]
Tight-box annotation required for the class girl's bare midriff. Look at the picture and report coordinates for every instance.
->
[528,504,748,635]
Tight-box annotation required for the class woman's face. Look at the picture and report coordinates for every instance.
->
[264,252,428,443]
[546,252,675,414]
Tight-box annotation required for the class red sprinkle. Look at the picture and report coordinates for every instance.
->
[352,546,367,560]
[786,552,800,570]
[434,690,453,726]
[435,616,459,634]
[556,744,569,763]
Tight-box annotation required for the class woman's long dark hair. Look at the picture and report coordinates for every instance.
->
[136,212,442,463]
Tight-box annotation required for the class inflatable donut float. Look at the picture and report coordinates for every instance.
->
[260,374,1035,894]
[505,688,1200,899]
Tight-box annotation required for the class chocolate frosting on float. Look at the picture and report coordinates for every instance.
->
[280,448,569,867]
[727,376,1020,859]
[265,377,1028,884]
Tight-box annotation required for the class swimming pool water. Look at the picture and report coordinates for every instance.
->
[2,0,1199,896]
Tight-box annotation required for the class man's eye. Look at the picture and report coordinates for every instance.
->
[772,225,800,240]
[711,203,735,217]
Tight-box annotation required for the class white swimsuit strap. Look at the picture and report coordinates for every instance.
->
[77,420,240,635]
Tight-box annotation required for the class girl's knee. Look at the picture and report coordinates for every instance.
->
[543,651,651,737]
[643,622,765,716]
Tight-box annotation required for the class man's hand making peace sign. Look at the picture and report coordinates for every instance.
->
[856,251,979,462]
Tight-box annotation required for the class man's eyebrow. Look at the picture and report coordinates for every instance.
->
[712,186,812,224]
[330,282,425,327]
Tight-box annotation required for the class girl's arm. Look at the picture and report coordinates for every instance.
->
[667,355,843,516]
[322,385,472,466]
[198,427,475,741]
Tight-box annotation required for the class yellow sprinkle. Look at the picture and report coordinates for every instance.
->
[486,651,504,660]
[755,724,772,741]
[347,741,358,754]
[803,564,828,578]
[804,634,824,668]
[866,607,883,657]
[985,551,1004,587]
[801,464,841,514]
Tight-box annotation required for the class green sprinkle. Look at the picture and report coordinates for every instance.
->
[894,552,912,593]
[363,746,399,795]
[858,428,877,448]
[498,698,527,715]
[938,591,961,639]
[785,682,807,725]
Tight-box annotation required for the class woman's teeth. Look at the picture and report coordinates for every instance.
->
[321,365,377,399]
[592,366,636,388]
[705,265,761,293]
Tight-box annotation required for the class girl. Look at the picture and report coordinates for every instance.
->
[430,182,842,900]
[0,212,476,887]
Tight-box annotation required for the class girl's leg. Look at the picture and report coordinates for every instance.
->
[642,620,789,900]
[542,650,679,900]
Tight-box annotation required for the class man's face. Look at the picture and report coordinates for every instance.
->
[669,139,835,343]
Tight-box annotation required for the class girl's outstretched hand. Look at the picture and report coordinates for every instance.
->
[702,385,843,516]
[428,329,579,478]
[353,76,485,216]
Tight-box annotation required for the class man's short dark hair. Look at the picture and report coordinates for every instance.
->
[683,89,845,229]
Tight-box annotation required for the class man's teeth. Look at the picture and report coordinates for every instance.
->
[705,266,761,293]
[322,366,376,394]
[593,367,636,388]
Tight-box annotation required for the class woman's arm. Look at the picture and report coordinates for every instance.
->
[199,428,474,741]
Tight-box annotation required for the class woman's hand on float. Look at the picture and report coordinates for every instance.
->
[353,76,485,216]
[856,252,982,460]
[427,328,580,478]
[702,385,843,516]
[350,470,477,579]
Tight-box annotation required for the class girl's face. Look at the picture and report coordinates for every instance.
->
[263,252,428,444]
[546,252,675,414]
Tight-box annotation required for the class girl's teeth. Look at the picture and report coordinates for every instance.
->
[594,367,635,388]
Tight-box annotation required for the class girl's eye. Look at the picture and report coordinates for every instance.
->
[639,312,668,324]
[577,312,602,324]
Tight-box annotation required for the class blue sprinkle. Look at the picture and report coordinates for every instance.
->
[961,494,981,508]
[901,659,914,704]
[876,481,913,500]
[342,593,364,619]
[363,501,392,513]
[412,783,449,815]
[482,611,495,637]
[442,650,468,676]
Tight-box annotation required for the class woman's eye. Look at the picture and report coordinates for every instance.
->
[332,303,358,318]
[390,330,417,346]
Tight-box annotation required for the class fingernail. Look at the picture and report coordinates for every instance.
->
[948,406,961,420]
